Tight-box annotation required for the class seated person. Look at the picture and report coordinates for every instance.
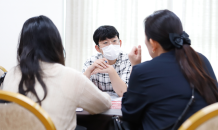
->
[122,10,218,130]
[3,15,111,130]
[83,25,131,97]
[0,68,6,88]
[0,68,4,77]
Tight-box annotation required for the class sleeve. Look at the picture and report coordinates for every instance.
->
[82,58,92,73]
[82,58,94,80]
[121,65,150,123]
[78,74,112,114]
[120,58,132,87]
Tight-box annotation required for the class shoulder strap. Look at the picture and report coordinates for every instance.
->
[161,88,195,130]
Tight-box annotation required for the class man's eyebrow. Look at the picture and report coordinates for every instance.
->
[99,39,108,42]
[99,41,107,44]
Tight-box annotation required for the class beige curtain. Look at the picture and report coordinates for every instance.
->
[65,0,218,77]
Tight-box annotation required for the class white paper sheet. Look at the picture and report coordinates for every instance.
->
[76,108,83,112]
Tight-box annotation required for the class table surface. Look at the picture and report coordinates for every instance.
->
[76,108,122,116]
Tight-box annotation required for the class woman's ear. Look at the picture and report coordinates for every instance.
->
[95,45,101,53]
[119,40,122,47]
[149,39,158,51]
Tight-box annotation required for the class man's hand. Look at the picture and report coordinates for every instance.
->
[91,65,127,97]
[84,58,109,78]
[91,65,113,75]
[128,45,141,66]
[90,58,109,71]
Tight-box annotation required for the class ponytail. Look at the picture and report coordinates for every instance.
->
[175,45,218,104]
[169,31,218,104]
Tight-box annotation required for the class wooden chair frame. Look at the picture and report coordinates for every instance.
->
[179,103,218,130]
[0,66,7,72]
[0,90,56,130]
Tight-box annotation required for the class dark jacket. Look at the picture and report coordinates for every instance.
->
[122,50,217,130]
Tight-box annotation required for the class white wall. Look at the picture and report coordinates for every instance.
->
[0,0,63,71]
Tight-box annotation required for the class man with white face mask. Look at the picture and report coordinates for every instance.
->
[82,25,132,97]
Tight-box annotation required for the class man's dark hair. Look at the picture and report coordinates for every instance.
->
[93,25,119,45]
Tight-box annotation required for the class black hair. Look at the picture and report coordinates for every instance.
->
[145,10,183,51]
[93,25,119,45]
[144,9,218,104]
[17,15,65,105]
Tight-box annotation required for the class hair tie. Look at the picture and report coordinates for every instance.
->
[169,31,191,49]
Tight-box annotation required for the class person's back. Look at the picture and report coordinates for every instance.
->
[3,62,111,129]
[123,50,215,129]
[122,10,218,130]
[2,15,111,130]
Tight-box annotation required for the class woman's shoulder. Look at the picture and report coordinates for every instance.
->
[5,66,21,79]
[131,60,155,76]
[133,58,162,71]
[197,52,209,63]
[53,63,88,82]
[3,66,21,91]
[196,52,217,79]
[40,62,80,74]
[196,52,213,69]
[58,64,82,75]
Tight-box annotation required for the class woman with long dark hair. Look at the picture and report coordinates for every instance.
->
[3,15,111,130]
[122,10,218,130]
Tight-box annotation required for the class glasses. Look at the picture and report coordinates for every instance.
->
[98,39,120,48]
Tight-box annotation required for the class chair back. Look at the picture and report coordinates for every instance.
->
[0,66,7,73]
[0,66,7,89]
[0,91,56,130]
[0,103,45,130]
[179,102,218,130]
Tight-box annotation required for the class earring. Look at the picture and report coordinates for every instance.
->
[152,50,155,53]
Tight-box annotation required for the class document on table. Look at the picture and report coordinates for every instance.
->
[110,95,122,109]
[76,93,122,111]
[110,95,122,101]
[76,108,83,112]
[106,91,122,101]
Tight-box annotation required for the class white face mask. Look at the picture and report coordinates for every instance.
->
[101,45,121,60]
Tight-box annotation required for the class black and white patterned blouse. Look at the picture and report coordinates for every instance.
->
[82,51,132,96]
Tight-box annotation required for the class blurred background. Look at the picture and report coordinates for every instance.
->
[1,0,218,77]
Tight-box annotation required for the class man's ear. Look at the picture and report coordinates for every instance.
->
[119,40,122,47]
[95,45,101,53]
